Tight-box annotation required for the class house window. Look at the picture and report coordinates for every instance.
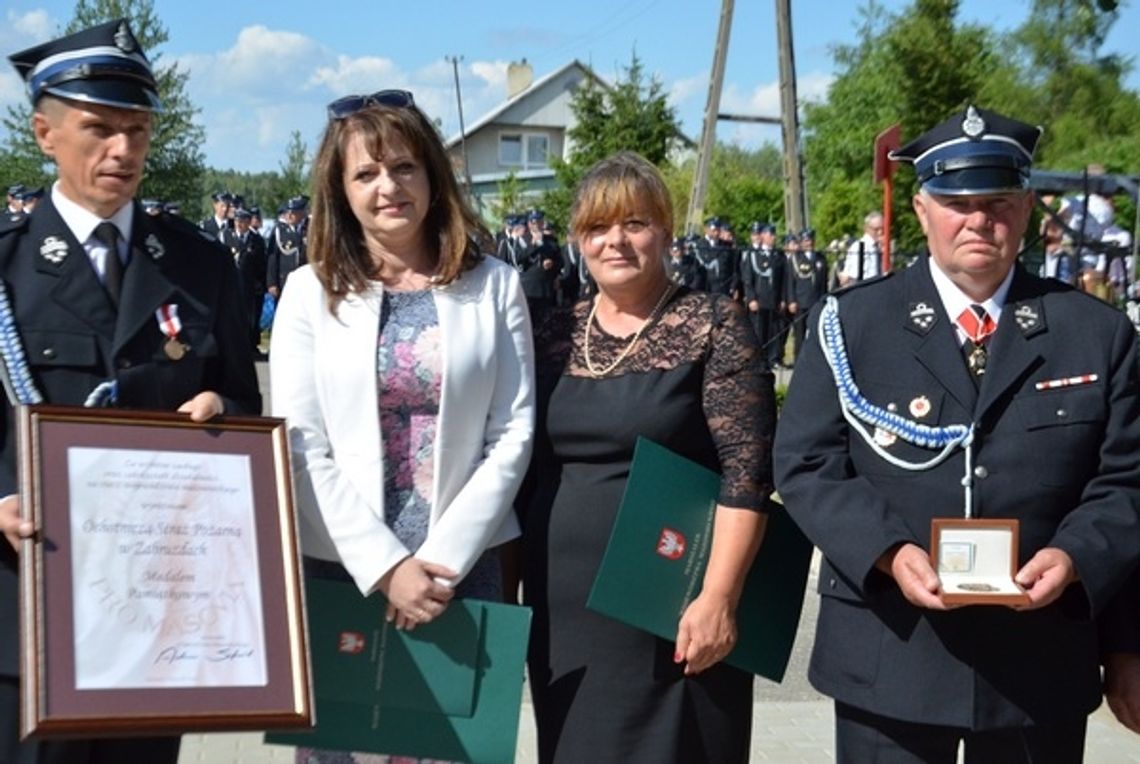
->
[526,135,549,167]
[499,132,550,169]
[499,134,523,166]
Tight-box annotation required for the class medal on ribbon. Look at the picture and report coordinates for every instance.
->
[155,304,190,360]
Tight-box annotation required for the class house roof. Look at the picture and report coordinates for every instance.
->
[445,59,603,149]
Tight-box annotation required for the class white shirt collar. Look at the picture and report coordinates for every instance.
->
[51,181,134,246]
[927,256,1014,343]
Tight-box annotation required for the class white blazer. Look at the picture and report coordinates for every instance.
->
[270,257,535,595]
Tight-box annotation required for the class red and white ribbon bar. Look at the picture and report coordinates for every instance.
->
[1035,374,1098,391]
[155,304,182,340]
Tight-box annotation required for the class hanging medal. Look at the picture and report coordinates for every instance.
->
[155,304,190,360]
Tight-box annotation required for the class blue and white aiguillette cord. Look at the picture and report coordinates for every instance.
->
[0,281,42,406]
[818,296,977,518]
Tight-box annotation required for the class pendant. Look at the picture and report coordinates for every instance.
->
[163,336,189,361]
[967,344,987,376]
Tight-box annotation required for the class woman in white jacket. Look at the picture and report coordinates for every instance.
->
[270,89,534,633]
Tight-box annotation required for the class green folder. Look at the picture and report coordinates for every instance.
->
[267,575,532,763]
[586,437,812,682]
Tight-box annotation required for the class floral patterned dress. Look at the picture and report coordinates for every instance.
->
[297,288,499,764]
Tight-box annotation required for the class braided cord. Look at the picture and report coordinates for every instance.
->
[0,281,42,405]
[817,296,972,472]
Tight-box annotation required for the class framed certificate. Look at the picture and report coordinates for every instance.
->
[17,405,312,738]
[931,518,1030,606]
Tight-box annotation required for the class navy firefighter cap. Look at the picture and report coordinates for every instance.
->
[9,19,161,112]
[888,105,1041,196]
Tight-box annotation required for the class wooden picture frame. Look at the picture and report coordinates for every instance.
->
[18,405,312,738]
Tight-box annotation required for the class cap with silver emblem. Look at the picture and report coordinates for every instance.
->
[888,105,1041,196]
[8,18,161,112]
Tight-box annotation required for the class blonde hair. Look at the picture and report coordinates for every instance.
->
[308,103,488,313]
[570,151,673,238]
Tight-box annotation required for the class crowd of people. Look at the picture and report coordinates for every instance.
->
[2,17,1140,764]
[492,209,838,372]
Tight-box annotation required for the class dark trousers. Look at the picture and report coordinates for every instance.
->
[790,309,809,361]
[751,309,784,368]
[1,679,179,764]
[835,701,1087,764]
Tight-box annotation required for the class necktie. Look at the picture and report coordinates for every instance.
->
[957,304,995,379]
[93,222,123,306]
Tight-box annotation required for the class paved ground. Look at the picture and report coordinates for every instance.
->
[178,361,1140,762]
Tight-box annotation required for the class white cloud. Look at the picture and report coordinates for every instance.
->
[668,72,708,107]
[0,72,27,106]
[470,60,509,89]
[797,71,834,103]
[179,25,323,95]
[9,9,52,40]
[0,11,59,122]
[308,55,403,94]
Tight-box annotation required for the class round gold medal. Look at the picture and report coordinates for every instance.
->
[163,337,188,360]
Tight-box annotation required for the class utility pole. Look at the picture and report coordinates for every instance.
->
[774,0,804,232]
[685,0,734,235]
[446,55,474,199]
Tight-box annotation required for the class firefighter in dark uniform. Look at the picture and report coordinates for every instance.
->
[505,209,560,319]
[0,19,261,764]
[222,206,268,353]
[694,216,738,297]
[199,190,232,239]
[741,222,785,369]
[265,196,308,301]
[558,230,593,304]
[665,235,700,288]
[19,187,44,216]
[785,227,829,361]
[775,105,1140,762]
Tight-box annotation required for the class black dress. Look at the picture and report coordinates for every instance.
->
[521,287,775,763]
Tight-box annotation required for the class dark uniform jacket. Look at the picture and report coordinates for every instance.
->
[741,246,785,308]
[557,242,592,304]
[665,253,701,289]
[198,216,229,240]
[774,255,1140,730]
[266,223,306,294]
[0,196,262,678]
[222,227,268,336]
[497,234,561,303]
[693,238,738,297]
[784,249,829,310]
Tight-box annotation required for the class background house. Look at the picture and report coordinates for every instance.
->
[446,59,600,225]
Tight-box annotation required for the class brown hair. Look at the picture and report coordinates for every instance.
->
[569,151,674,238]
[308,102,488,313]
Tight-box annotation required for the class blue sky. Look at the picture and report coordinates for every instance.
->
[1,0,1137,173]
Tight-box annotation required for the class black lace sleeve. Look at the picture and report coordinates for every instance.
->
[702,294,775,510]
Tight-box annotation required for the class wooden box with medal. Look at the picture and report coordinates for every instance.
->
[931,518,1030,606]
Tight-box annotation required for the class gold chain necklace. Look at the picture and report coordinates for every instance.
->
[584,283,677,378]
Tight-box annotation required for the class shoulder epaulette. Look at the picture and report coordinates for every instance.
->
[831,271,894,297]
[159,212,226,245]
[0,212,30,236]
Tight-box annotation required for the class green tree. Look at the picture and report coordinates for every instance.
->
[1005,0,1140,169]
[802,0,1139,253]
[277,130,310,199]
[802,0,1005,251]
[0,0,206,212]
[704,143,785,234]
[541,52,683,231]
[490,170,525,226]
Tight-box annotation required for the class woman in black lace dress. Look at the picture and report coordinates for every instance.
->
[520,152,776,762]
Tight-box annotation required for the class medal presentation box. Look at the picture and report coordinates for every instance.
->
[17,405,312,739]
[931,518,1030,606]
